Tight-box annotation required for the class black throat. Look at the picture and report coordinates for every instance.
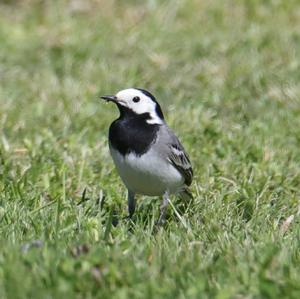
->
[109,106,160,156]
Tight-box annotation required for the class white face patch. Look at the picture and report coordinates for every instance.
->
[115,88,164,124]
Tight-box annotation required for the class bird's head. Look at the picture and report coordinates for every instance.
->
[101,88,164,124]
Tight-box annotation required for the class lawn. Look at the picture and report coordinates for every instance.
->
[1,0,300,298]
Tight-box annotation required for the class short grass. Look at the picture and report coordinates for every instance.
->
[1,0,300,298]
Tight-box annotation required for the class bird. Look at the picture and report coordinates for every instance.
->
[101,88,193,224]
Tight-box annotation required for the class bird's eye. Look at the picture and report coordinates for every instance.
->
[132,96,140,103]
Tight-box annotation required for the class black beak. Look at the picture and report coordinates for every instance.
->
[100,95,117,102]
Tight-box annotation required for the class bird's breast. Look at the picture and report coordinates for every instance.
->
[109,117,160,156]
[109,145,184,196]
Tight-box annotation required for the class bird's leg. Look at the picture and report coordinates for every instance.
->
[157,191,169,225]
[127,190,136,218]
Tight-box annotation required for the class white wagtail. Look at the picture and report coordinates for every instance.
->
[101,88,193,224]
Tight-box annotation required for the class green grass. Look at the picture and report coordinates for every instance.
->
[1,0,300,298]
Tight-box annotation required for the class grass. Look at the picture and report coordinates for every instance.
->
[1,0,300,298]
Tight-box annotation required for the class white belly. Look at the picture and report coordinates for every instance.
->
[110,147,184,196]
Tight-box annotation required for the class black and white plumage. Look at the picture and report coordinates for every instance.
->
[101,88,193,223]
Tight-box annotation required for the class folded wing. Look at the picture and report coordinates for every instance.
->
[168,139,193,186]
